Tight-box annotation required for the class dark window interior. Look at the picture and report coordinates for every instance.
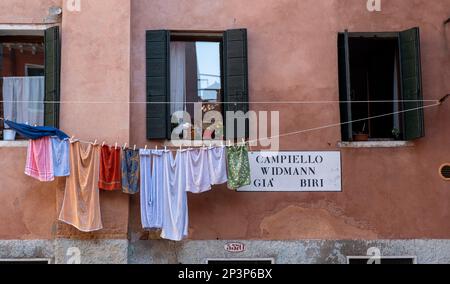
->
[207,260,273,265]
[348,257,415,264]
[0,260,49,264]
[348,37,401,140]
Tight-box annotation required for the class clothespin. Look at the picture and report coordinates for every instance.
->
[242,138,246,146]
[70,136,76,143]
[93,140,98,146]
[165,146,167,151]
[102,141,106,147]
[145,145,148,150]
[155,145,158,150]
[123,143,128,150]
[180,145,182,151]
[115,142,118,150]
[134,145,137,151]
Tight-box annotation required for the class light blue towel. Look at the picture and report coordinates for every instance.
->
[139,149,164,230]
[51,137,70,177]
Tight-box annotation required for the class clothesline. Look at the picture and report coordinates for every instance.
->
[0,99,440,104]
[1,101,442,150]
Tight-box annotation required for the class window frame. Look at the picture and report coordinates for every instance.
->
[0,24,61,141]
[337,28,424,142]
[146,29,249,141]
[169,31,225,140]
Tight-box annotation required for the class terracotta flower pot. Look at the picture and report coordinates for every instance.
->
[353,133,369,141]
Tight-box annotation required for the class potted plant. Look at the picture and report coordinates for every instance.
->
[353,123,369,141]
[392,127,400,140]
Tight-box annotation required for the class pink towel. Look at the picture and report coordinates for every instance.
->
[25,137,54,182]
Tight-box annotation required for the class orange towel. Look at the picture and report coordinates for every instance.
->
[99,146,122,191]
[58,142,103,232]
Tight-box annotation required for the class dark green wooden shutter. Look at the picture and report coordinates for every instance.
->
[146,30,170,139]
[223,29,249,140]
[399,27,424,140]
[44,26,60,128]
[338,31,353,141]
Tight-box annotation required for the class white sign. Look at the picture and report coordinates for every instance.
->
[238,151,342,192]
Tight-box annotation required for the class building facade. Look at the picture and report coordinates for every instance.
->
[0,0,449,264]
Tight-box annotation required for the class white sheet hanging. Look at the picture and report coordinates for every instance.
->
[161,150,189,241]
[2,76,45,128]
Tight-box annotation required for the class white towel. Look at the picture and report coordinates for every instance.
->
[208,146,228,185]
[186,148,212,193]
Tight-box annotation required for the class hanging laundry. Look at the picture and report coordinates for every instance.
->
[121,149,140,194]
[99,145,122,191]
[25,136,54,182]
[186,148,212,194]
[226,145,251,190]
[161,150,189,241]
[50,137,70,177]
[139,149,164,230]
[59,142,103,232]
[207,146,228,186]
[4,120,69,140]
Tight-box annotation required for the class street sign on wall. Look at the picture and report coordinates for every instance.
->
[238,151,342,192]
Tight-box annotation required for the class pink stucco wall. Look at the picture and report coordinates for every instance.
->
[58,0,131,239]
[130,0,450,240]
[0,0,60,24]
[0,0,131,240]
[0,0,449,242]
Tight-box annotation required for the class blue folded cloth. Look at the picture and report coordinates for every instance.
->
[4,120,69,140]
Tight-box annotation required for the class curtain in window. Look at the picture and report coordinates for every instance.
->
[170,42,187,117]
[3,77,45,128]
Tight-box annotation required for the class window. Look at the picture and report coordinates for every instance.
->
[206,259,274,265]
[146,29,249,140]
[338,28,424,142]
[0,26,60,140]
[25,64,45,77]
[347,256,417,264]
[0,258,51,264]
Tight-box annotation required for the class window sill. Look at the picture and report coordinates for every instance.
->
[337,141,414,148]
[0,141,29,148]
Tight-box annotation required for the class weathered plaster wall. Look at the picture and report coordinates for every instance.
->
[58,0,131,239]
[0,0,61,241]
[0,0,132,241]
[0,147,59,240]
[0,0,60,24]
[130,0,450,240]
[129,240,450,264]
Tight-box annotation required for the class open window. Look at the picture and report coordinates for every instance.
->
[338,28,424,142]
[0,26,60,140]
[146,29,249,140]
